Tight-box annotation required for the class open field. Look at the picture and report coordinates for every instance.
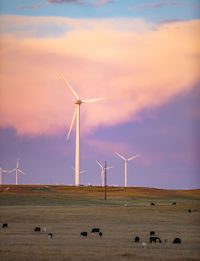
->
[0,185,200,260]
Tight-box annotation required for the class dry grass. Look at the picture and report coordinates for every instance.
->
[0,185,200,261]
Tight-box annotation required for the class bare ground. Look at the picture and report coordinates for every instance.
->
[0,185,200,261]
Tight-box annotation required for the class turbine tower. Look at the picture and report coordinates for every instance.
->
[9,159,25,185]
[96,160,113,186]
[59,72,110,186]
[0,167,11,185]
[115,152,139,187]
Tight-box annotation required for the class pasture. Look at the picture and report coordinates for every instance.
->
[0,185,200,260]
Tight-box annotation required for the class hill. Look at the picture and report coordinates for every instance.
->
[0,185,199,206]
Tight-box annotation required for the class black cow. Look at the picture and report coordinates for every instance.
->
[188,209,191,213]
[149,236,162,243]
[134,236,140,243]
[91,228,100,233]
[48,233,53,239]
[33,227,41,232]
[172,202,176,205]
[2,223,8,228]
[151,202,155,206]
[99,232,102,237]
[173,238,181,244]
[150,231,155,236]
[80,232,87,237]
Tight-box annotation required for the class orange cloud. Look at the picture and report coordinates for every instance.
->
[0,16,199,136]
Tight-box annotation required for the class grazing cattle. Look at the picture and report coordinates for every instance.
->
[142,242,147,248]
[188,209,191,213]
[151,202,155,206]
[33,227,41,232]
[99,232,102,237]
[2,223,8,228]
[80,232,87,237]
[48,233,53,239]
[149,237,162,243]
[172,202,176,205]
[150,231,155,236]
[134,236,140,243]
[91,228,100,233]
[42,227,47,232]
[173,238,181,244]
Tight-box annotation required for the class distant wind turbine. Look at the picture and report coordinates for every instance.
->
[0,167,11,185]
[59,72,111,186]
[9,159,25,185]
[115,152,139,187]
[96,160,113,186]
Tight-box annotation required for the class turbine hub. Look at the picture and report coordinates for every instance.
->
[75,100,82,105]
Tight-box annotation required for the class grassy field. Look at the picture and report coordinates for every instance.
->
[0,185,200,260]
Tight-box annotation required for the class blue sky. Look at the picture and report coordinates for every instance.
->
[0,0,199,188]
[0,0,199,20]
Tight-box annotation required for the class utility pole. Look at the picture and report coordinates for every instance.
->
[104,161,107,200]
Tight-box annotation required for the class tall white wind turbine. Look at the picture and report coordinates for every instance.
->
[59,72,110,186]
[115,152,139,187]
[9,159,25,185]
[0,167,11,185]
[96,160,113,186]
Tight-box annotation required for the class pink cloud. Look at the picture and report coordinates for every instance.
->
[18,4,45,10]
[45,0,113,5]
[0,17,199,136]
[157,19,185,24]
[129,1,180,11]
[46,0,85,4]
[93,0,113,6]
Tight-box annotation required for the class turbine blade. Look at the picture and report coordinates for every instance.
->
[82,96,112,103]
[58,72,79,99]
[18,169,25,175]
[8,168,17,173]
[80,170,88,174]
[2,169,10,173]
[96,160,103,169]
[115,152,126,161]
[72,167,87,174]
[105,166,113,170]
[128,154,140,161]
[67,107,77,140]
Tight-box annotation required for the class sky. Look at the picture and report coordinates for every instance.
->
[0,0,199,189]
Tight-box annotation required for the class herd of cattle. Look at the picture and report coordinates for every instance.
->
[80,228,181,246]
[133,231,181,247]
[2,223,181,246]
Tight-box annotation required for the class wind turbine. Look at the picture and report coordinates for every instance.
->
[0,167,11,185]
[115,152,139,187]
[9,159,25,185]
[96,160,113,186]
[59,72,111,186]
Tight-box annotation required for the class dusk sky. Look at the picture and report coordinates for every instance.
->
[0,0,199,189]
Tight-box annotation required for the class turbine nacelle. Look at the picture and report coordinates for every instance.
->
[74,100,82,105]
